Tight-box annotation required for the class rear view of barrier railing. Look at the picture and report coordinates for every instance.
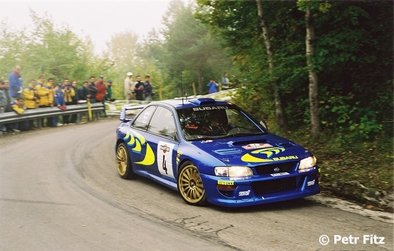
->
[0,103,105,128]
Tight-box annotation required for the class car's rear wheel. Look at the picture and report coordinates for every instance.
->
[177,162,206,206]
[116,142,135,179]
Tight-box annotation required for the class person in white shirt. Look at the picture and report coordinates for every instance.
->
[124,72,133,100]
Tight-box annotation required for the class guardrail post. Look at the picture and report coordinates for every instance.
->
[87,99,92,122]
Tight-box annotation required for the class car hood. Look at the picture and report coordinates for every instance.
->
[191,133,310,166]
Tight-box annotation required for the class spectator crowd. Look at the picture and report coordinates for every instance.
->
[0,66,154,134]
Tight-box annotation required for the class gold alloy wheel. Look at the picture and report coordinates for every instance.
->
[178,163,206,205]
[116,144,128,176]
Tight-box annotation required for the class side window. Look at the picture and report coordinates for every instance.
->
[148,107,177,140]
[132,106,156,130]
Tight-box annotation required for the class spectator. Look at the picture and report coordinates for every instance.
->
[124,72,133,100]
[144,75,153,101]
[63,79,75,104]
[47,78,55,106]
[95,76,107,117]
[87,76,97,103]
[8,65,23,101]
[37,74,46,86]
[23,80,38,109]
[37,78,52,107]
[207,79,218,94]
[36,78,56,127]
[0,80,8,133]
[95,77,107,103]
[53,84,65,126]
[0,80,18,133]
[71,80,79,103]
[22,80,38,130]
[77,81,89,102]
[134,75,144,101]
[106,80,114,101]
[63,79,76,124]
[221,73,230,90]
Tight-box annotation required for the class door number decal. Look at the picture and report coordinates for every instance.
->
[158,141,175,178]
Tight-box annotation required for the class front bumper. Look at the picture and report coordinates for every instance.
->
[200,169,320,207]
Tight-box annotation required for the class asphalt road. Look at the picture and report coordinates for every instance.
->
[0,119,392,251]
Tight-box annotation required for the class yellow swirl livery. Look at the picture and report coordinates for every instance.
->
[124,131,155,166]
[241,146,298,163]
[135,143,155,165]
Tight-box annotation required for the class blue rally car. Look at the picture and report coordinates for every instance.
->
[115,98,320,207]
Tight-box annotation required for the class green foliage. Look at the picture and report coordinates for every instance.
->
[197,0,393,142]
[0,12,96,85]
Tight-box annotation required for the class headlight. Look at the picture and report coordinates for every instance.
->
[214,166,253,178]
[298,156,317,173]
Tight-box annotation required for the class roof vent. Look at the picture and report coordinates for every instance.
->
[189,98,216,105]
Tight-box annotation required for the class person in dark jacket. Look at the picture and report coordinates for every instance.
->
[144,75,153,101]
[77,81,89,102]
[87,76,97,103]
[134,75,144,101]
[53,84,65,126]
[105,80,114,101]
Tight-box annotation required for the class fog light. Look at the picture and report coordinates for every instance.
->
[217,184,236,191]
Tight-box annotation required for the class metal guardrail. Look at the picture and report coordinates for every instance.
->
[0,103,105,127]
[0,90,236,128]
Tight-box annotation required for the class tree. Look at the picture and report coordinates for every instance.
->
[157,0,231,97]
[105,31,139,75]
[297,1,330,137]
[256,0,287,130]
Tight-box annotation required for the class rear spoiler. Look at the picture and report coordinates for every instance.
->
[120,104,146,122]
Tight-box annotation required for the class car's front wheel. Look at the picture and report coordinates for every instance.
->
[177,161,206,206]
[116,142,135,179]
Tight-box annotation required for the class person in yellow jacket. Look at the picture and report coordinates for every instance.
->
[22,80,39,130]
[63,79,76,124]
[22,80,38,109]
[47,78,55,106]
[63,79,75,104]
[36,80,52,107]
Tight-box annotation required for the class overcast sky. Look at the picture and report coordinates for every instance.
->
[0,0,175,54]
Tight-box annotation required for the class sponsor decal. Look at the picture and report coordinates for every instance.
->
[176,150,182,165]
[307,179,316,186]
[157,141,175,178]
[124,132,155,166]
[192,106,228,111]
[241,146,299,163]
[239,190,251,196]
[242,143,273,150]
[218,180,235,186]
[270,172,289,177]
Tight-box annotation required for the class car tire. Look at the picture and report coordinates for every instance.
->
[116,142,135,179]
[177,161,206,206]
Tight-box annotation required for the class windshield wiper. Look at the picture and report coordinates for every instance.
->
[223,132,265,138]
[188,135,224,141]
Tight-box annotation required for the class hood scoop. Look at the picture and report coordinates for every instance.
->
[228,139,296,150]
[231,139,268,146]
[213,148,243,156]
[228,139,273,150]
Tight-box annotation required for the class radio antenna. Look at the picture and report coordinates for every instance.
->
[181,73,185,105]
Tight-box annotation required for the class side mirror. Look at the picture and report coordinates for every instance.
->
[119,109,131,122]
[259,120,268,132]
[120,105,146,122]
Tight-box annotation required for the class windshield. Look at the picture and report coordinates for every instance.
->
[177,105,264,141]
